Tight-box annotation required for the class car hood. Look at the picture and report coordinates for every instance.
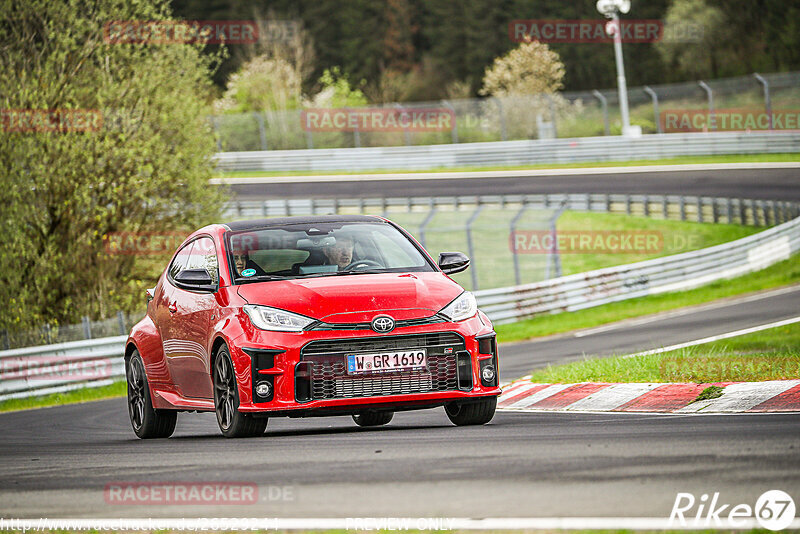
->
[235,272,463,323]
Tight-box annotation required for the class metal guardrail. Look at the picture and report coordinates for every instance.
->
[224,193,800,227]
[213,131,800,172]
[0,336,126,401]
[475,214,800,324]
[1,197,798,401]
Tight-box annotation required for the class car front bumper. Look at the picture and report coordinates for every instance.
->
[229,313,501,415]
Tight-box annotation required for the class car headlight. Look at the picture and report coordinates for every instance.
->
[243,305,314,332]
[439,291,478,322]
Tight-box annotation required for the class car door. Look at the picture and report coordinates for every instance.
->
[161,236,219,399]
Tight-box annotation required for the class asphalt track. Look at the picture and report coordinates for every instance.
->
[225,166,800,202]
[1,285,798,519]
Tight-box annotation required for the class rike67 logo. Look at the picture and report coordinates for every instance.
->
[670,490,796,530]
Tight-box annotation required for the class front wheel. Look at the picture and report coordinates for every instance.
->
[127,350,177,439]
[213,346,268,438]
[445,397,497,426]
[352,411,393,427]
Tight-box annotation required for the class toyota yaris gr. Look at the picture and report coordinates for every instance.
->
[125,215,500,438]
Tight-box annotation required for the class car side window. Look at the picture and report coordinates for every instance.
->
[185,237,219,285]
[168,241,194,280]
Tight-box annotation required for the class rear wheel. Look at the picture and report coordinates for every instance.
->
[213,346,268,438]
[445,397,497,426]
[127,350,177,439]
[352,411,394,427]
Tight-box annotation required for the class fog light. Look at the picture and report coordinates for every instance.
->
[255,382,272,397]
[481,366,495,383]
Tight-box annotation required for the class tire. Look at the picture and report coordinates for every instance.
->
[213,345,268,438]
[444,397,497,426]
[352,411,394,427]
[126,350,177,439]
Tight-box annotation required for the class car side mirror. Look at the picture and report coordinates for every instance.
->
[438,252,470,275]
[174,268,216,292]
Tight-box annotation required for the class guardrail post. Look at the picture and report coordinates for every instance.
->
[643,86,662,133]
[696,197,704,223]
[643,195,650,217]
[625,195,632,215]
[698,81,716,130]
[739,198,746,225]
[545,202,566,280]
[82,316,92,340]
[117,311,126,336]
[419,204,437,248]
[348,108,361,148]
[605,194,611,212]
[662,196,668,219]
[679,196,686,221]
[546,94,558,138]
[726,198,733,224]
[441,100,458,143]
[465,206,483,290]
[333,198,340,215]
[753,73,773,130]
[211,117,223,151]
[303,110,314,149]
[394,104,411,146]
[253,112,268,150]
[711,198,719,223]
[494,97,507,141]
[592,90,610,136]
[510,203,530,286]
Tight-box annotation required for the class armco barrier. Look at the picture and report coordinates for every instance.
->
[475,214,800,324]
[0,336,126,401]
[1,209,799,401]
[213,131,800,172]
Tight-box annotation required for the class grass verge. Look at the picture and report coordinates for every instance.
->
[496,252,800,344]
[526,321,800,384]
[0,381,126,413]
[214,153,800,178]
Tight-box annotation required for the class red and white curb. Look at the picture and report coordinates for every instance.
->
[498,378,800,413]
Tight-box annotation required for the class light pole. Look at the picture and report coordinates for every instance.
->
[596,0,640,137]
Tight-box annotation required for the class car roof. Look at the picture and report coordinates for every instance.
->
[222,214,385,232]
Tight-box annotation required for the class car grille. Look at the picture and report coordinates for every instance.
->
[306,315,446,331]
[299,332,466,401]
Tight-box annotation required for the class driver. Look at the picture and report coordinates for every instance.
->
[322,235,354,270]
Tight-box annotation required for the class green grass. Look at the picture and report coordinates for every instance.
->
[381,210,759,291]
[526,318,800,384]
[0,381,126,413]
[214,153,800,178]
[496,252,800,344]
[693,386,725,402]
[555,212,758,275]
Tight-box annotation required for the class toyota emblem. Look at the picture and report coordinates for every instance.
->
[371,315,396,333]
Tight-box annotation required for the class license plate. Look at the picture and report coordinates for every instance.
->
[346,349,427,374]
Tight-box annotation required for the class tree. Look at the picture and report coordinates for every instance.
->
[656,0,736,79]
[0,0,226,331]
[479,41,565,97]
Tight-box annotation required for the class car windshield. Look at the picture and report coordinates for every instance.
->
[225,221,434,281]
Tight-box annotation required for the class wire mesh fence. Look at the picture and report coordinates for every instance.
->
[211,71,800,151]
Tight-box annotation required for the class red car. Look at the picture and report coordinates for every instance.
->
[125,215,500,438]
